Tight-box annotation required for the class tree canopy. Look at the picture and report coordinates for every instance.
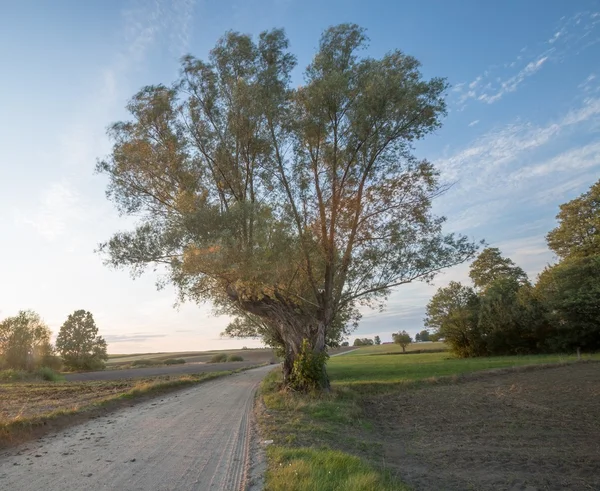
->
[56,310,108,371]
[468,247,528,291]
[392,330,412,352]
[0,310,52,370]
[546,178,600,260]
[97,24,477,389]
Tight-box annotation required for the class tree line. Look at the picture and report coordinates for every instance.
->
[424,179,600,358]
[0,309,108,372]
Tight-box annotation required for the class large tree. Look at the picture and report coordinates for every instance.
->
[56,310,108,371]
[546,178,600,260]
[469,247,528,291]
[0,310,52,370]
[97,25,476,390]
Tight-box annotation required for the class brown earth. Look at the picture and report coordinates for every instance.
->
[368,363,600,491]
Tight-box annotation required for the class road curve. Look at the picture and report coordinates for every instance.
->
[0,365,274,491]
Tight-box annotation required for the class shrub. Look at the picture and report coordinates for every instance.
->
[42,355,63,371]
[227,355,243,362]
[36,367,64,381]
[131,359,161,367]
[210,353,228,363]
[290,339,329,392]
[164,358,186,365]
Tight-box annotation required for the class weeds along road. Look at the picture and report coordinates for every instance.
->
[0,365,274,491]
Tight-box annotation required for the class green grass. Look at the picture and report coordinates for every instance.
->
[265,447,408,491]
[352,341,447,355]
[259,348,600,490]
[328,351,600,387]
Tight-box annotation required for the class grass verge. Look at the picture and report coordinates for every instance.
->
[1,365,261,448]
[258,350,600,490]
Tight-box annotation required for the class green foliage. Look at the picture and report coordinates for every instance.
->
[41,355,63,372]
[392,330,412,352]
[373,336,381,345]
[227,355,244,362]
[36,367,64,381]
[0,369,30,382]
[352,338,374,347]
[546,179,600,260]
[341,341,349,347]
[536,255,600,351]
[210,353,228,363]
[97,24,478,391]
[131,359,162,367]
[56,310,108,371]
[425,282,483,357]
[290,339,330,392]
[0,310,53,370]
[418,329,430,342]
[469,247,528,291]
[164,358,186,365]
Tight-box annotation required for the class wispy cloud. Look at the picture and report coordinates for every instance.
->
[454,11,600,106]
[13,182,82,241]
[468,120,480,127]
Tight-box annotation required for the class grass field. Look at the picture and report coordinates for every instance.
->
[0,369,239,448]
[105,348,275,367]
[259,348,600,491]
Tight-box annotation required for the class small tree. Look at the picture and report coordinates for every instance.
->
[392,330,412,352]
[415,332,421,342]
[56,310,108,371]
[0,310,52,370]
[341,341,349,347]
[374,335,381,345]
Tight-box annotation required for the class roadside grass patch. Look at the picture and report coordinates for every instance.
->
[265,446,408,491]
[227,354,244,362]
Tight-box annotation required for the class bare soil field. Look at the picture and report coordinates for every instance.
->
[65,359,264,381]
[368,363,600,491]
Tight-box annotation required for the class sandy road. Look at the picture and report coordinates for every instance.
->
[0,365,274,491]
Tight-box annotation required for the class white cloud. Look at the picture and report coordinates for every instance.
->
[454,11,600,106]
[13,182,81,241]
[468,119,480,127]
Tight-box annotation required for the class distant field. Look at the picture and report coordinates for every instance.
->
[353,341,447,355]
[327,350,600,386]
[106,348,274,366]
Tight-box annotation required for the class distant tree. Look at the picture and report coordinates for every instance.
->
[96,24,478,391]
[546,179,600,260]
[535,256,600,352]
[429,331,442,342]
[419,329,430,342]
[0,310,53,370]
[56,310,108,371]
[341,341,349,347]
[425,281,482,357]
[374,335,381,345]
[392,330,412,352]
[415,332,421,342]
[469,247,528,291]
[353,337,374,347]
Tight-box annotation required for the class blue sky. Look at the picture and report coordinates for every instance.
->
[1,0,599,352]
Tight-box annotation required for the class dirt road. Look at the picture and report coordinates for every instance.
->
[0,365,273,491]
[65,361,264,382]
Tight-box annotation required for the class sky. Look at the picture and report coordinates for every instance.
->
[1,0,599,353]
